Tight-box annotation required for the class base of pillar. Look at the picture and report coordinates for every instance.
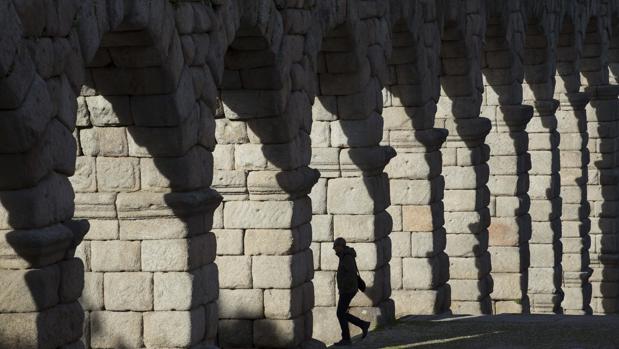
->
[530,293,563,314]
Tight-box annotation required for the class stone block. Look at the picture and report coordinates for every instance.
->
[264,285,306,319]
[252,250,312,289]
[444,187,490,212]
[390,177,444,205]
[449,253,492,279]
[244,224,312,256]
[96,157,140,192]
[309,178,328,214]
[219,319,254,347]
[140,147,213,191]
[59,258,84,303]
[312,214,333,242]
[254,317,305,348]
[81,272,103,310]
[0,265,59,312]
[224,198,312,229]
[449,276,493,301]
[84,219,118,241]
[213,229,244,255]
[402,256,442,290]
[411,230,447,257]
[333,211,392,242]
[90,311,143,348]
[120,215,206,240]
[218,288,264,319]
[313,96,337,121]
[85,95,133,126]
[213,144,235,170]
[330,112,383,147]
[103,272,153,311]
[153,266,218,311]
[217,255,252,288]
[492,273,524,300]
[387,205,403,231]
[314,271,336,307]
[444,209,491,235]
[402,203,444,232]
[143,308,205,348]
[215,118,249,144]
[392,287,449,316]
[141,233,216,272]
[71,156,97,192]
[385,152,442,179]
[90,240,140,272]
[327,175,390,214]
[80,127,128,157]
[445,232,488,257]
[311,121,331,147]
[320,242,339,271]
[391,231,411,257]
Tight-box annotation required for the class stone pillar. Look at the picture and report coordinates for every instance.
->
[439,14,493,314]
[0,2,86,348]
[310,25,395,343]
[70,2,223,347]
[556,91,592,314]
[521,13,564,314]
[585,85,619,314]
[483,13,534,314]
[526,99,564,314]
[213,14,318,348]
[384,18,449,317]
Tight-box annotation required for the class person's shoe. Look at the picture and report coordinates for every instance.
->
[361,321,370,338]
[333,339,352,346]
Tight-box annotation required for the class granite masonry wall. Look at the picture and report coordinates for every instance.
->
[2,0,619,348]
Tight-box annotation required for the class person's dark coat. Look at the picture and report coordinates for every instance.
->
[336,246,359,294]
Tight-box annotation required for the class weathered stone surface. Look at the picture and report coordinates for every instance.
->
[143,308,205,347]
[103,272,153,311]
[90,311,143,348]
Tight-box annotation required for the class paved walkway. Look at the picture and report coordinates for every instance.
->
[329,314,619,349]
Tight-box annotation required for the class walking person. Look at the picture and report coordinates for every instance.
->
[332,237,371,346]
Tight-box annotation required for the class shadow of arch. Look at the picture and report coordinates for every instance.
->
[554,14,593,315]
[437,17,493,315]
[2,1,226,348]
[482,10,534,314]
[382,13,451,319]
[521,15,565,315]
[580,14,619,315]
[306,13,396,343]
[213,3,319,346]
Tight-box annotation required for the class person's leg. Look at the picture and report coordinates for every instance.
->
[343,311,367,329]
[336,292,355,340]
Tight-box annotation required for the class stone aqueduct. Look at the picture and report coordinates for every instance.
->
[2,0,619,347]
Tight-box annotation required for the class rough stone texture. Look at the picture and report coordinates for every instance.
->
[2,1,619,349]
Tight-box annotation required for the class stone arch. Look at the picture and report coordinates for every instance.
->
[2,1,222,348]
[438,1,493,315]
[482,3,534,314]
[521,7,564,314]
[212,1,318,347]
[383,1,450,318]
[305,1,395,343]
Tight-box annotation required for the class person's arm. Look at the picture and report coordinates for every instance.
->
[342,254,356,274]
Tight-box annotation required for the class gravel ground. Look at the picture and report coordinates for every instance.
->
[329,314,619,349]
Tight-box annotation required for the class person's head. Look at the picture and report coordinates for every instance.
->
[333,237,346,254]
